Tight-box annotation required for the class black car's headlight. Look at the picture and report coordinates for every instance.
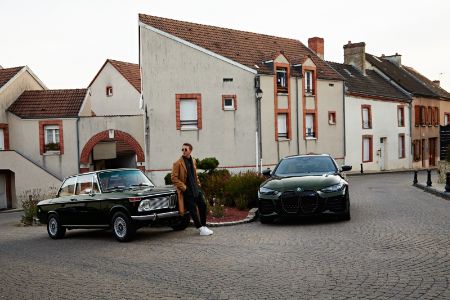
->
[321,182,345,193]
[259,187,281,196]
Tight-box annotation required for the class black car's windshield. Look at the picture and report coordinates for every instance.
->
[98,170,154,192]
[274,156,337,177]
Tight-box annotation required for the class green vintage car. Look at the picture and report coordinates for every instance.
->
[37,169,190,242]
[258,154,352,223]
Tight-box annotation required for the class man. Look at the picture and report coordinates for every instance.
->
[171,143,213,236]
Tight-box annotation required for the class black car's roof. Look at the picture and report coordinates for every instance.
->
[283,154,331,159]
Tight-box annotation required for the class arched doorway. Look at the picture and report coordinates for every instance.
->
[80,130,145,173]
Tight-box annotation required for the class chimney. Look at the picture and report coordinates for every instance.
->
[343,41,366,75]
[433,80,440,86]
[308,37,324,59]
[383,53,402,66]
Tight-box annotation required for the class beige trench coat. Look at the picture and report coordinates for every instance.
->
[171,157,201,215]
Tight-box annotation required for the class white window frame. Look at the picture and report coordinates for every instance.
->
[0,129,4,150]
[363,137,371,162]
[305,71,313,94]
[362,107,370,129]
[180,99,198,130]
[106,86,113,97]
[305,113,315,138]
[445,114,449,126]
[277,68,287,89]
[398,135,405,158]
[277,114,288,139]
[44,125,60,152]
[223,97,235,111]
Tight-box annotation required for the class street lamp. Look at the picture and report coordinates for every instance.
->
[255,88,263,101]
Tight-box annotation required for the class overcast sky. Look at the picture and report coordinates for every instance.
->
[1,0,449,91]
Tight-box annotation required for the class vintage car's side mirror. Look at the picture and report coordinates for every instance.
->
[340,165,352,172]
[262,168,272,177]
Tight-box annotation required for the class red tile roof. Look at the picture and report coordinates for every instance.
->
[107,59,141,92]
[8,89,88,118]
[139,14,343,81]
[0,66,24,89]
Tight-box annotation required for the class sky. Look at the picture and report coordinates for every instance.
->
[1,0,449,91]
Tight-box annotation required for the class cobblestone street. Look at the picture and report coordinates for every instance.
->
[0,172,449,299]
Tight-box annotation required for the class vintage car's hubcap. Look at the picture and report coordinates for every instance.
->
[49,218,57,235]
[114,217,127,238]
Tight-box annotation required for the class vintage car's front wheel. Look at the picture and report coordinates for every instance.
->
[111,212,135,242]
[47,214,66,239]
[170,214,190,231]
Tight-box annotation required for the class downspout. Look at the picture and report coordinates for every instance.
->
[342,83,346,161]
[76,116,80,172]
[408,100,413,168]
[296,76,300,155]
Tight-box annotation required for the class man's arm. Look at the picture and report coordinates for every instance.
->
[171,161,187,192]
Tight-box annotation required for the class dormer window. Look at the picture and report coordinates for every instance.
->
[276,67,288,92]
[305,71,314,94]
[106,86,113,97]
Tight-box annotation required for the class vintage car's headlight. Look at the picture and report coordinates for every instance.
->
[138,200,152,212]
[321,182,345,193]
[259,187,281,196]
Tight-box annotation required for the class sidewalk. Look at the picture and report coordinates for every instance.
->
[412,169,450,200]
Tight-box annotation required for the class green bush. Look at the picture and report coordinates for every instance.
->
[197,157,219,173]
[209,197,225,218]
[201,169,231,201]
[235,194,248,211]
[164,173,172,185]
[224,171,265,208]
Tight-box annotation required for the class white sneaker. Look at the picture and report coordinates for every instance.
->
[199,226,213,236]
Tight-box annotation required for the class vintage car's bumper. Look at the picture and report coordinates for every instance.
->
[258,189,348,217]
[131,211,180,221]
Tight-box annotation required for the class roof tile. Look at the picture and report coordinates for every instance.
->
[0,66,24,89]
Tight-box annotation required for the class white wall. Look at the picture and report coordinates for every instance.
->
[345,95,411,171]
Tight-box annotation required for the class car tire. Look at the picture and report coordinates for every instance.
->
[47,214,66,239]
[111,212,135,242]
[170,215,190,231]
[341,195,351,221]
[259,215,275,224]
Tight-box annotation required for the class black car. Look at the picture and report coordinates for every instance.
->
[37,168,190,242]
[258,154,352,223]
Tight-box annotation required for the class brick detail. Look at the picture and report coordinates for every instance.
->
[79,130,145,165]
[175,93,202,130]
[0,123,10,150]
[39,120,64,155]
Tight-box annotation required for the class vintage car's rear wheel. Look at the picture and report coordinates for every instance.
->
[47,214,66,239]
[170,215,190,231]
[111,212,135,242]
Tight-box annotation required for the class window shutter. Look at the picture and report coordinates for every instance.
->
[415,106,420,126]
[363,137,370,161]
[180,99,197,127]
[277,114,287,138]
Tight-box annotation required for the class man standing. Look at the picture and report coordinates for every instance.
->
[171,143,213,236]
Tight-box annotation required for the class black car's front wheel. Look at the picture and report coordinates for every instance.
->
[170,214,190,231]
[47,214,66,239]
[111,212,135,242]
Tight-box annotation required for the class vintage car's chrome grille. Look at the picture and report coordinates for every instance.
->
[299,190,319,214]
[145,194,177,210]
[281,191,299,213]
[326,196,346,212]
[259,199,275,214]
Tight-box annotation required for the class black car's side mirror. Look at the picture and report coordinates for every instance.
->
[340,165,352,172]
[262,168,272,177]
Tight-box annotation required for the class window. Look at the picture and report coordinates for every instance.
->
[427,106,432,126]
[58,177,77,197]
[397,106,405,127]
[328,111,336,125]
[176,94,202,130]
[412,140,421,162]
[276,67,288,92]
[39,120,64,155]
[305,71,314,94]
[420,106,426,126]
[0,128,4,150]
[222,95,237,111]
[44,125,60,152]
[106,86,113,97]
[277,114,288,139]
[362,135,373,162]
[305,113,315,138]
[434,107,439,125]
[398,134,405,158]
[361,105,372,129]
[75,174,95,195]
[445,113,450,125]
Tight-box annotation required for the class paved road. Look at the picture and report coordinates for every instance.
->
[0,172,449,299]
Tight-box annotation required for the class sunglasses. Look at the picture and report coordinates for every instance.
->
[182,148,189,152]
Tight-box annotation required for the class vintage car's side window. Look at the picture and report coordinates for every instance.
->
[92,178,100,194]
[59,177,77,196]
[75,174,94,195]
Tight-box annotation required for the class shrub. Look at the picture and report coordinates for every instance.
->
[19,187,57,225]
[197,157,219,173]
[224,171,265,208]
[235,194,248,211]
[164,173,172,185]
[201,169,231,201]
[209,197,225,218]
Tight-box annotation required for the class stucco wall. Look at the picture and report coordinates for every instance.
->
[0,151,62,208]
[0,69,44,123]
[89,63,142,116]
[8,114,79,179]
[140,24,258,185]
[345,95,411,171]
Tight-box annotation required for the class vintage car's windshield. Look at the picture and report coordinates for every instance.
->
[274,156,337,177]
[98,169,155,192]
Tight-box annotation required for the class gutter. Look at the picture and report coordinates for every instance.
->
[343,83,347,159]
[295,76,300,155]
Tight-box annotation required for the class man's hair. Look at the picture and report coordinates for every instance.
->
[183,143,193,151]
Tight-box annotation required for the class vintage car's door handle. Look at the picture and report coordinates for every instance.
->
[70,198,77,202]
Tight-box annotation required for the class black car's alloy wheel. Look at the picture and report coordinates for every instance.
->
[47,214,66,239]
[112,212,135,242]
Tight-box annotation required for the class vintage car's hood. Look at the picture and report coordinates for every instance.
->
[37,198,53,206]
[262,174,344,192]
[112,186,176,197]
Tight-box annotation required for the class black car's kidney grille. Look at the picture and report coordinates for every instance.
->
[299,190,319,214]
[326,196,346,212]
[259,199,275,214]
[281,191,299,213]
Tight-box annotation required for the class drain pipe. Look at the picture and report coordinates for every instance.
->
[295,76,300,155]
[76,116,80,172]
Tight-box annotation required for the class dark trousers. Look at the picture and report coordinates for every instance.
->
[184,192,207,228]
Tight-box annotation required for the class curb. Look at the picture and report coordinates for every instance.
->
[206,208,258,227]
[347,168,435,177]
[413,183,450,201]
